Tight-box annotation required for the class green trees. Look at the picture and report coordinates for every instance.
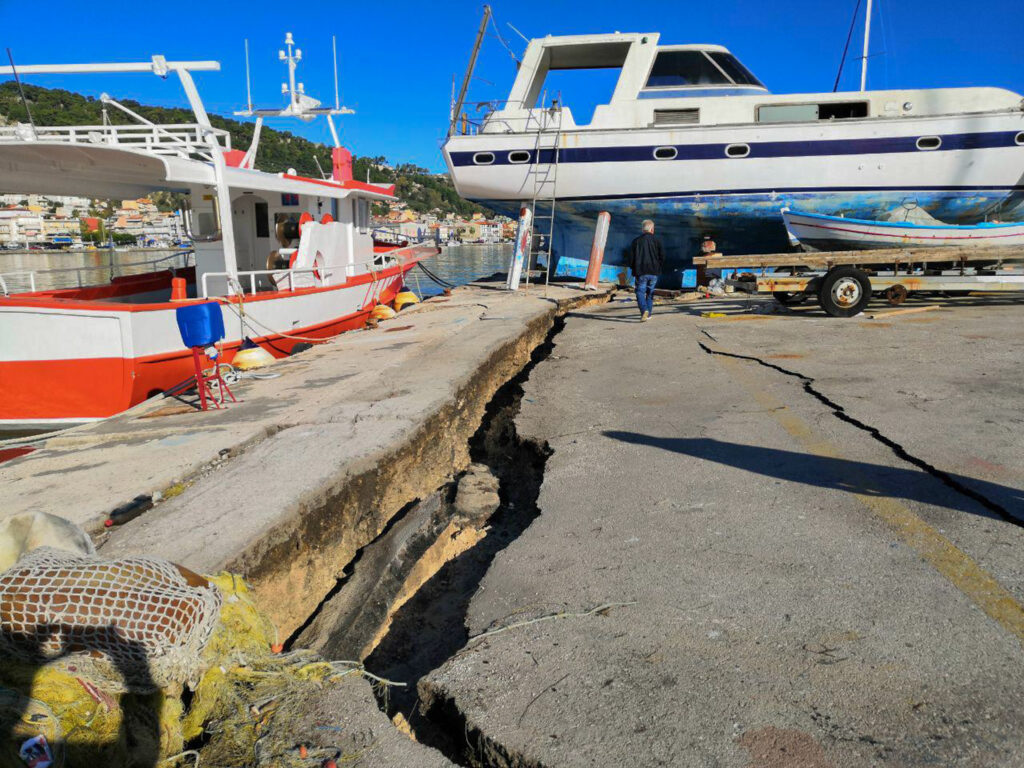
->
[0,83,489,218]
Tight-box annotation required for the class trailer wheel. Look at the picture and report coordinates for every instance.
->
[772,291,807,306]
[885,284,908,306]
[818,266,872,317]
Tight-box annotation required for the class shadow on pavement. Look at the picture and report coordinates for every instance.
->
[603,432,1023,521]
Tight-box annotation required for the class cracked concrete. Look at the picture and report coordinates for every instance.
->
[0,281,612,639]
[418,294,1024,767]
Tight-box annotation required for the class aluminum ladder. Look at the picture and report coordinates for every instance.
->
[524,105,562,288]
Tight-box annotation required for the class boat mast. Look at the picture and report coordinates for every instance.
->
[448,5,492,139]
[860,0,873,91]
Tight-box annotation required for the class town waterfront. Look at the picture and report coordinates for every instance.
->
[0,243,511,296]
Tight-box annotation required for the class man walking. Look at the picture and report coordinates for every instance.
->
[629,219,665,322]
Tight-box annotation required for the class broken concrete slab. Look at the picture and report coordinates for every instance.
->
[416,296,1024,767]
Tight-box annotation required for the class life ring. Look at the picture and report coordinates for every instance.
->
[313,251,324,281]
[320,213,334,225]
[298,211,314,234]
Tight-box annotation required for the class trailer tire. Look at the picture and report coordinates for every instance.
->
[818,266,872,317]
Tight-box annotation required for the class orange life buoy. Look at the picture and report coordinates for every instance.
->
[298,211,314,234]
[320,213,334,225]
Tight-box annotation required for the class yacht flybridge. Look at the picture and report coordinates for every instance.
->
[443,27,1024,285]
[0,36,435,432]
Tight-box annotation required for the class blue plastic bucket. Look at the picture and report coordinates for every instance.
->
[176,302,225,348]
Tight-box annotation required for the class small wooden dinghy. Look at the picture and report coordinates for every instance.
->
[782,209,1024,251]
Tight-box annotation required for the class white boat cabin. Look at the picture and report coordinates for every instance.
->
[474,32,1022,134]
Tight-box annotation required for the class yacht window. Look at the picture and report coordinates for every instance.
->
[706,52,765,87]
[646,51,730,88]
[819,101,868,119]
[473,152,495,165]
[653,146,678,160]
[916,136,941,151]
[1015,131,1024,146]
[758,101,868,123]
[725,143,750,158]
[508,151,532,164]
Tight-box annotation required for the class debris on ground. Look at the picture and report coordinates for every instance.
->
[0,543,385,767]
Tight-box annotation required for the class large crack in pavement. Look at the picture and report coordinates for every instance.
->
[697,336,1019,527]
[362,317,566,768]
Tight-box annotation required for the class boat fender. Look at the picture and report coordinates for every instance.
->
[370,304,397,320]
[233,346,276,371]
[394,290,420,310]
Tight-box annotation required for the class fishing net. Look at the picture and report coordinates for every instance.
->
[0,548,222,691]
[0,552,375,767]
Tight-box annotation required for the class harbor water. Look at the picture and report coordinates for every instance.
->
[0,244,511,297]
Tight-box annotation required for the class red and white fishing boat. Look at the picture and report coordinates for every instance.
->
[0,35,436,433]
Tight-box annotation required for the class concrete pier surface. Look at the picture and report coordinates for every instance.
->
[418,295,1024,766]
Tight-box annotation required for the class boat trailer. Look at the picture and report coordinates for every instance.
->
[695,245,1024,317]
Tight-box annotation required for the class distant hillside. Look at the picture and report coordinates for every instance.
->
[0,82,488,217]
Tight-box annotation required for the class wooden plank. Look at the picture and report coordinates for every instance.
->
[866,305,942,320]
[695,245,1024,269]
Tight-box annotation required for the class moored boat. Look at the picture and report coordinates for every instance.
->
[0,35,436,433]
[782,209,1024,251]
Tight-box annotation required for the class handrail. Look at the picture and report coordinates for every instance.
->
[0,123,231,160]
[0,250,192,293]
[199,251,413,298]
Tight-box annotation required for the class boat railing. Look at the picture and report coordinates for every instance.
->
[0,123,232,161]
[201,252,407,299]
[0,250,194,296]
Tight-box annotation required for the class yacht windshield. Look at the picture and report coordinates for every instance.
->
[645,50,765,89]
[707,52,764,87]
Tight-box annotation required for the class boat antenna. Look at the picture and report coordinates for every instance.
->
[5,48,37,138]
[332,35,340,111]
[833,0,862,92]
[860,0,873,91]
[244,39,253,113]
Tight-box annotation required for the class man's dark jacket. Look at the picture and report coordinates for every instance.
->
[629,232,666,277]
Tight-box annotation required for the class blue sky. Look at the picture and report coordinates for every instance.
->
[2,0,1021,172]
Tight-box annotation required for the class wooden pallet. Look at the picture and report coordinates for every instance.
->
[694,245,1024,270]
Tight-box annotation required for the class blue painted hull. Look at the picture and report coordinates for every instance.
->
[478,189,1024,288]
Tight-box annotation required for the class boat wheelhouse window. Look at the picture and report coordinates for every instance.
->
[653,146,678,160]
[254,202,270,238]
[646,51,729,88]
[508,150,531,164]
[725,143,750,158]
[354,198,371,233]
[706,52,764,87]
[473,152,495,165]
[916,136,941,150]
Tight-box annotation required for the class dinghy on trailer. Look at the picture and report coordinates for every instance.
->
[782,209,1024,251]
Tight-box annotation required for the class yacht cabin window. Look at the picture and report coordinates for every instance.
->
[645,50,765,89]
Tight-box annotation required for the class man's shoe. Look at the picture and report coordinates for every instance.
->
[641,311,650,322]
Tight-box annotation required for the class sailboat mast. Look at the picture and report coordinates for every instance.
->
[860,0,873,91]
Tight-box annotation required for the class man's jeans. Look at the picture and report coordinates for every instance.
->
[635,274,658,315]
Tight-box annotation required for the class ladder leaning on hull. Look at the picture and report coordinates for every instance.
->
[524,106,562,289]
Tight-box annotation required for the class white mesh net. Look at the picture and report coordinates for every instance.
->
[0,548,222,690]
